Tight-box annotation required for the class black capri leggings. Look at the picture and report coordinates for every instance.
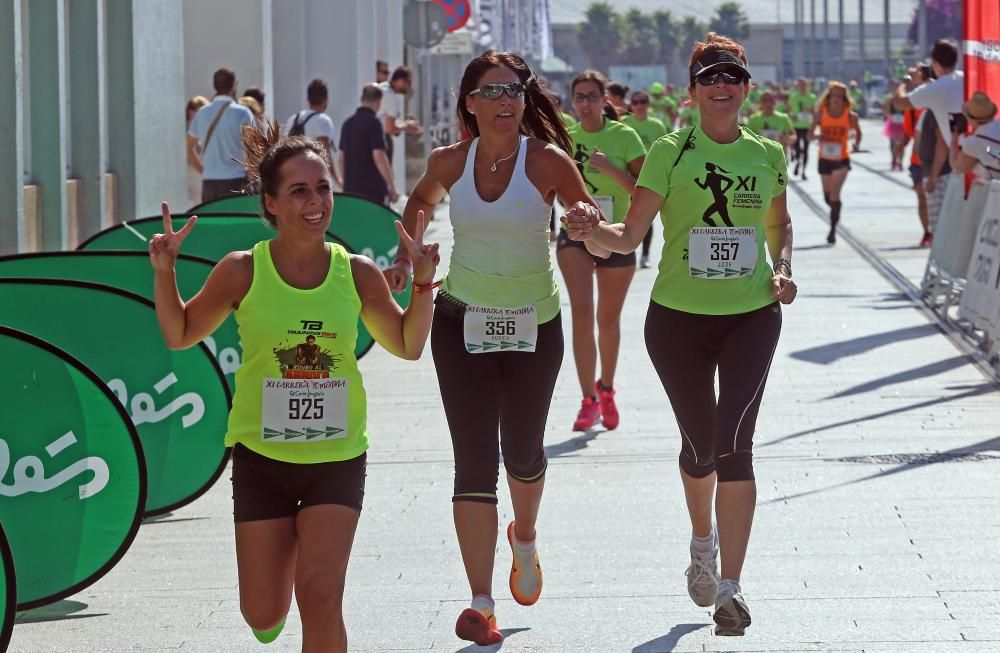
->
[644,301,781,482]
[431,302,564,504]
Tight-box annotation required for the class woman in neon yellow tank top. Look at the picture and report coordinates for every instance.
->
[150,124,439,653]
[382,51,600,647]
[563,33,797,637]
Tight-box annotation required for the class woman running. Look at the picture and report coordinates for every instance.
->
[884,94,907,170]
[788,78,816,180]
[808,81,861,244]
[562,32,797,636]
[622,89,668,269]
[560,70,646,431]
[151,124,439,653]
[382,51,596,647]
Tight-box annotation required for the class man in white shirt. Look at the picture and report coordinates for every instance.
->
[286,79,343,188]
[376,66,422,163]
[187,68,255,203]
[951,92,1000,181]
[893,39,964,148]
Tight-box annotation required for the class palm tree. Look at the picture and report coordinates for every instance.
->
[578,2,624,73]
[621,8,660,65]
[709,2,751,41]
[652,10,679,66]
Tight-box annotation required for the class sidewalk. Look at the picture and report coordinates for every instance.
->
[11,124,1000,652]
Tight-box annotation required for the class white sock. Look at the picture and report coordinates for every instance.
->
[691,526,717,555]
[512,531,537,558]
[471,594,495,613]
[718,578,742,596]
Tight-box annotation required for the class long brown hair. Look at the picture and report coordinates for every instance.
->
[818,81,853,112]
[239,119,333,226]
[457,51,572,155]
[571,70,619,121]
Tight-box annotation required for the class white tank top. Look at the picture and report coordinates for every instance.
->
[442,135,560,321]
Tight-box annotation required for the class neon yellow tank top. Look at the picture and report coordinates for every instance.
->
[225,240,368,463]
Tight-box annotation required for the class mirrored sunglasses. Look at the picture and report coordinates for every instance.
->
[695,70,747,86]
[469,82,526,100]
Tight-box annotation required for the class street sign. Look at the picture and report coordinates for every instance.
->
[403,0,448,48]
[430,30,474,56]
[433,0,471,33]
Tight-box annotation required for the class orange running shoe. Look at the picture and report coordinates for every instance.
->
[595,381,619,430]
[455,606,503,646]
[572,396,601,431]
[507,522,543,606]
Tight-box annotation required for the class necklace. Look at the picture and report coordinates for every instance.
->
[487,141,520,172]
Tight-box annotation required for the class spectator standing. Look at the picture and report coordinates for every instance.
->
[893,39,964,148]
[339,84,398,206]
[376,60,390,84]
[242,86,265,112]
[377,66,423,163]
[951,92,1000,181]
[185,95,209,208]
[286,79,344,189]
[187,68,255,203]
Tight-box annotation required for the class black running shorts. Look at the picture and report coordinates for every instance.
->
[556,230,636,268]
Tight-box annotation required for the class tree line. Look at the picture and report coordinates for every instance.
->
[577,1,750,72]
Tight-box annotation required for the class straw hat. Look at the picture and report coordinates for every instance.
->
[962,91,998,122]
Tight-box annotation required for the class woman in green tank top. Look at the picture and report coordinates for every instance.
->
[150,124,439,653]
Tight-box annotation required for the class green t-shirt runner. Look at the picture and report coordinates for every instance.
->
[568,118,646,222]
[635,125,788,315]
[621,114,668,150]
[787,90,817,129]
[679,104,700,128]
[745,111,794,143]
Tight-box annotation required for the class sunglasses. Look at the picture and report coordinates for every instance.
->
[695,70,747,86]
[632,98,650,105]
[469,82,526,100]
[573,92,602,103]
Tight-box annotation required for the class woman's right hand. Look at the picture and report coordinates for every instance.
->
[384,260,412,293]
[149,202,197,272]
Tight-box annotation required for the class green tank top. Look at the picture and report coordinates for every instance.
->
[226,240,368,463]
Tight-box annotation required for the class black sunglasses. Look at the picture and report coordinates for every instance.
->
[632,98,650,105]
[695,70,747,86]
[469,82,527,100]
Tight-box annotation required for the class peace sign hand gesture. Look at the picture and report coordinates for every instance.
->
[149,202,197,272]
[394,210,440,286]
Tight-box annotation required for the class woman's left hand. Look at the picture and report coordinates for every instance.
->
[560,201,600,241]
[771,272,797,304]
[394,210,440,285]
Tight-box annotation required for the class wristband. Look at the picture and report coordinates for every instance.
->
[773,257,792,277]
[412,279,443,294]
[393,255,412,267]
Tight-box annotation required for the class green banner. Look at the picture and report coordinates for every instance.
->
[0,522,13,652]
[0,327,145,610]
[0,280,230,516]
[0,252,240,392]
[77,214,382,358]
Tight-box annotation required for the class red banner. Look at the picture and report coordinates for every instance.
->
[964,0,1000,101]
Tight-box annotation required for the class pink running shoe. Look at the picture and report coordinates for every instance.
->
[595,381,619,430]
[572,396,601,431]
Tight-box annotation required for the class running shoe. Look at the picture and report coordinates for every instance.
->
[801,170,808,181]
[455,606,504,646]
[507,521,543,606]
[573,396,601,431]
[920,232,933,248]
[793,162,800,177]
[251,617,285,644]
[595,381,619,430]
[713,579,751,636]
[827,229,836,245]
[685,543,720,607]
[639,254,650,268]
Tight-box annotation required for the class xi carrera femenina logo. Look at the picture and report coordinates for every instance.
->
[695,161,762,227]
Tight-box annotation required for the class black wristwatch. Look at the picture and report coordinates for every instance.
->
[773,257,792,277]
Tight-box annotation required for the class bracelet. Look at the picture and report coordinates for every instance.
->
[393,255,412,268]
[411,279,443,294]
[773,257,792,277]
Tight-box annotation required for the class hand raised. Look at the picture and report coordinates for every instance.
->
[149,202,197,271]
[394,209,440,286]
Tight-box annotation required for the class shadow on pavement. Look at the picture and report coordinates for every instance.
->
[826,355,969,398]
[15,600,105,624]
[453,627,530,652]
[632,623,710,652]
[763,435,1000,506]
[760,383,996,449]
[790,323,938,364]
[544,429,602,459]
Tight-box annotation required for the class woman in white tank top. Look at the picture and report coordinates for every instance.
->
[384,51,605,647]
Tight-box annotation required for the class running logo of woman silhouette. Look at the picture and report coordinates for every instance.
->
[695,162,735,227]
